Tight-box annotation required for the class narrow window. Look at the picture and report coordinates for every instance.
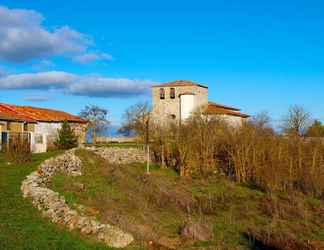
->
[170,88,175,99]
[160,88,165,99]
[24,123,28,131]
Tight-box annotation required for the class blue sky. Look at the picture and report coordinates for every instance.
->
[0,0,323,127]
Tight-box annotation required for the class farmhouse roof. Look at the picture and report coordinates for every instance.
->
[207,101,241,111]
[0,105,37,122]
[0,103,87,123]
[153,80,208,89]
[205,102,250,118]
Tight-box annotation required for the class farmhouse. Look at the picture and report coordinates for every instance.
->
[151,80,250,125]
[0,103,88,153]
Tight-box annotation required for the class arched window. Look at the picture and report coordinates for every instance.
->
[170,88,175,99]
[160,88,165,99]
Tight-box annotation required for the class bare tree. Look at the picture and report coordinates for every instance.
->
[79,105,110,144]
[281,105,311,136]
[119,102,151,173]
[250,111,271,128]
[119,102,151,142]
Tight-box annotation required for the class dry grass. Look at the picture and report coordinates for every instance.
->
[3,132,32,164]
[150,115,324,199]
[50,149,324,250]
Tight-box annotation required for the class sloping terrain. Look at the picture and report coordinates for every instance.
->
[50,149,324,250]
[0,151,114,250]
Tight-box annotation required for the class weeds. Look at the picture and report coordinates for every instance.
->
[3,132,31,164]
[150,115,324,199]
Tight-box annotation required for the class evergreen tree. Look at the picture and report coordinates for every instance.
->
[55,121,78,149]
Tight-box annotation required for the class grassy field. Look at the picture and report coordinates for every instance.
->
[50,149,324,250]
[0,151,117,250]
[1,148,324,250]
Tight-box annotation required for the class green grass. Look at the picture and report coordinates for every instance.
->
[25,149,324,250]
[0,151,117,250]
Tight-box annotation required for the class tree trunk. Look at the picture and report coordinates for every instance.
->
[161,144,166,168]
[93,129,97,145]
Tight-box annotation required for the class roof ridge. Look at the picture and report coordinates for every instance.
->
[153,79,208,88]
[19,105,78,116]
[0,103,37,122]
[0,103,19,113]
[208,101,241,111]
[0,102,86,123]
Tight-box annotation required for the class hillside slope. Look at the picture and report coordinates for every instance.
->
[50,149,324,250]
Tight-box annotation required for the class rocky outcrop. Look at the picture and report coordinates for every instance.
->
[89,147,145,164]
[21,150,134,248]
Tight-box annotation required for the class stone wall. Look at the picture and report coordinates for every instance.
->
[96,136,139,144]
[70,123,88,145]
[88,147,145,164]
[151,85,208,124]
[21,150,134,248]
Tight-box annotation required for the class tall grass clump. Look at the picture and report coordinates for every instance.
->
[3,132,32,164]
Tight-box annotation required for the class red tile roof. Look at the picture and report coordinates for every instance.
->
[205,102,250,118]
[0,105,37,122]
[0,103,87,123]
[207,101,241,111]
[153,80,208,89]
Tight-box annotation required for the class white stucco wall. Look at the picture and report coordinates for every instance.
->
[32,122,62,153]
[180,94,196,120]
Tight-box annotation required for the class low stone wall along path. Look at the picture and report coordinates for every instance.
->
[21,149,134,248]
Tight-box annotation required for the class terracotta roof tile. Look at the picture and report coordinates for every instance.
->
[153,80,208,89]
[0,103,87,123]
[208,101,241,111]
[0,104,37,122]
[205,102,250,118]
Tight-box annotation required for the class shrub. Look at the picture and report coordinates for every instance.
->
[150,114,324,199]
[4,133,32,164]
[55,121,78,150]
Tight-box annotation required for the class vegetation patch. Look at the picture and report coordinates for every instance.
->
[50,149,324,250]
[0,151,116,250]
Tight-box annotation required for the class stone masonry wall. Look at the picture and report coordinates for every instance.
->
[21,150,134,248]
[70,123,88,145]
[151,85,208,124]
[88,147,146,164]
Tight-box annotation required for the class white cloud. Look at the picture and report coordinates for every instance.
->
[0,71,153,98]
[24,95,50,102]
[0,6,110,63]
[0,71,77,89]
[69,77,151,97]
[73,52,113,64]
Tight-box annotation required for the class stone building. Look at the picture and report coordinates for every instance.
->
[151,80,250,125]
[0,103,88,153]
